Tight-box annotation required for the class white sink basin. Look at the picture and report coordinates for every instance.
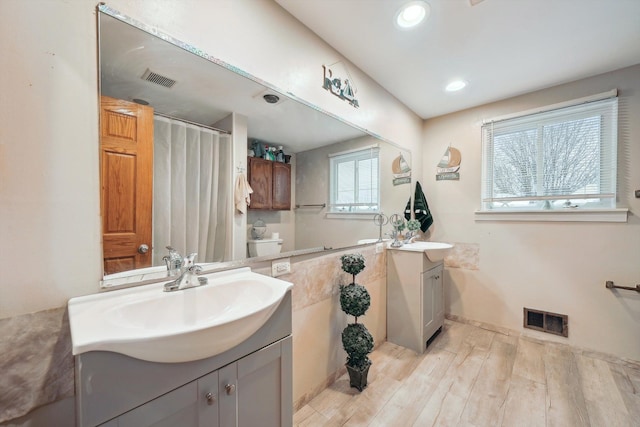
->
[357,238,390,244]
[68,268,292,363]
[389,241,454,261]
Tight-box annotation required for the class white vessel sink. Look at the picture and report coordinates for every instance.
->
[389,241,454,261]
[68,268,292,363]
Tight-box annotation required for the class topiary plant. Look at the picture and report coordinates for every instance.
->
[342,323,373,371]
[340,253,365,284]
[404,218,421,243]
[339,253,373,391]
[406,219,421,232]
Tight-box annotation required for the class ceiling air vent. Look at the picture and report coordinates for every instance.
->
[141,69,177,88]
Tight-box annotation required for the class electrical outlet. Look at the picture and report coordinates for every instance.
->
[375,242,384,254]
[271,258,291,277]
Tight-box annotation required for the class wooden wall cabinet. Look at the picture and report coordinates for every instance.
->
[248,157,291,210]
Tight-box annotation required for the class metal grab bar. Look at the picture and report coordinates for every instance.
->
[295,203,326,208]
[605,281,640,293]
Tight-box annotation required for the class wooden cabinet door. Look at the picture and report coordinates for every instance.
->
[272,162,291,210]
[248,157,272,210]
[100,96,154,275]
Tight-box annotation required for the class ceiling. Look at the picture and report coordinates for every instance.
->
[275,0,640,119]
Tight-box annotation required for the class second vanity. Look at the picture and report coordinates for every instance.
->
[69,268,293,427]
[386,242,451,354]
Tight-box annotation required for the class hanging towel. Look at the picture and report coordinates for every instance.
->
[414,181,433,232]
[234,173,253,214]
[404,197,412,221]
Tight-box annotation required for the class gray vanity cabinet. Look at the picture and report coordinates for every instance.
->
[107,338,290,427]
[114,380,205,427]
[76,292,293,427]
[387,249,444,354]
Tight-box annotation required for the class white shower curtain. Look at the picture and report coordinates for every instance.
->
[152,116,232,265]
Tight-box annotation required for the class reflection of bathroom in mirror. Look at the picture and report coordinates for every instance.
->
[98,9,411,279]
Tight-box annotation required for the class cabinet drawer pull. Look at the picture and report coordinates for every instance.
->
[205,392,216,405]
[225,384,236,395]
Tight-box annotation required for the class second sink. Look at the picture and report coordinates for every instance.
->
[388,241,453,261]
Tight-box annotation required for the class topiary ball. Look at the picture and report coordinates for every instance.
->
[340,253,365,277]
[342,323,373,370]
[340,283,371,318]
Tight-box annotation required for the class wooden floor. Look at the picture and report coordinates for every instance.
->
[293,320,640,427]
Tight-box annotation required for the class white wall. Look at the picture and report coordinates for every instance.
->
[422,65,640,361]
[0,0,102,318]
[0,0,422,319]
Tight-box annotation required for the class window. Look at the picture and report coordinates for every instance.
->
[329,146,380,213]
[480,95,618,213]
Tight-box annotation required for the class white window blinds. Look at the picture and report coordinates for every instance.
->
[481,95,618,211]
[329,146,380,213]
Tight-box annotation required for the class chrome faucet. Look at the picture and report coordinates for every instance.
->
[162,246,183,277]
[163,252,208,292]
[389,229,404,247]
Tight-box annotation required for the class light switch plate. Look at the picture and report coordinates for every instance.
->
[272,258,291,277]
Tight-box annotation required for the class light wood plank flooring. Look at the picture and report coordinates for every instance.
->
[294,320,640,427]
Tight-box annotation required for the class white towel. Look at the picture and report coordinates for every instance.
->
[234,173,253,214]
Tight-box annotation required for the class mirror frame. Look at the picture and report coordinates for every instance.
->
[98,4,411,290]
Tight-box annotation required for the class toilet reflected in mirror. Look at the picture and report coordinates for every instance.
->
[247,238,283,257]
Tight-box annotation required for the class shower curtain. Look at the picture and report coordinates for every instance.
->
[152,116,232,265]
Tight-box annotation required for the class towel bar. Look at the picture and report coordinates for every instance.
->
[605,281,640,293]
[295,203,326,208]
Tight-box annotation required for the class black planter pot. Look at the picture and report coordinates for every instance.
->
[346,363,370,391]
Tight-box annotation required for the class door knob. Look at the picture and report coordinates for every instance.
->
[138,244,149,254]
[225,383,236,395]
[205,392,216,405]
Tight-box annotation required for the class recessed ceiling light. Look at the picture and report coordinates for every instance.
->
[445,80,467,92]
[396,1,430,29]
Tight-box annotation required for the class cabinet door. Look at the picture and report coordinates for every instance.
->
[111,338,291,427]
[422,265,444,345]
[433,268,445,327]
[198,370,220,427]
[116,381,198,427]
[237,338,292,427]
[272,162,291,210]
[422,270,436,343]
[248,157,272,209]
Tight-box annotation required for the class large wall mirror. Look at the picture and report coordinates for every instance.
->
[98,7,411,284]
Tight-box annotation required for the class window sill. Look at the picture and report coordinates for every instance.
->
[326,212,380,220]
[474,208,628,223]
